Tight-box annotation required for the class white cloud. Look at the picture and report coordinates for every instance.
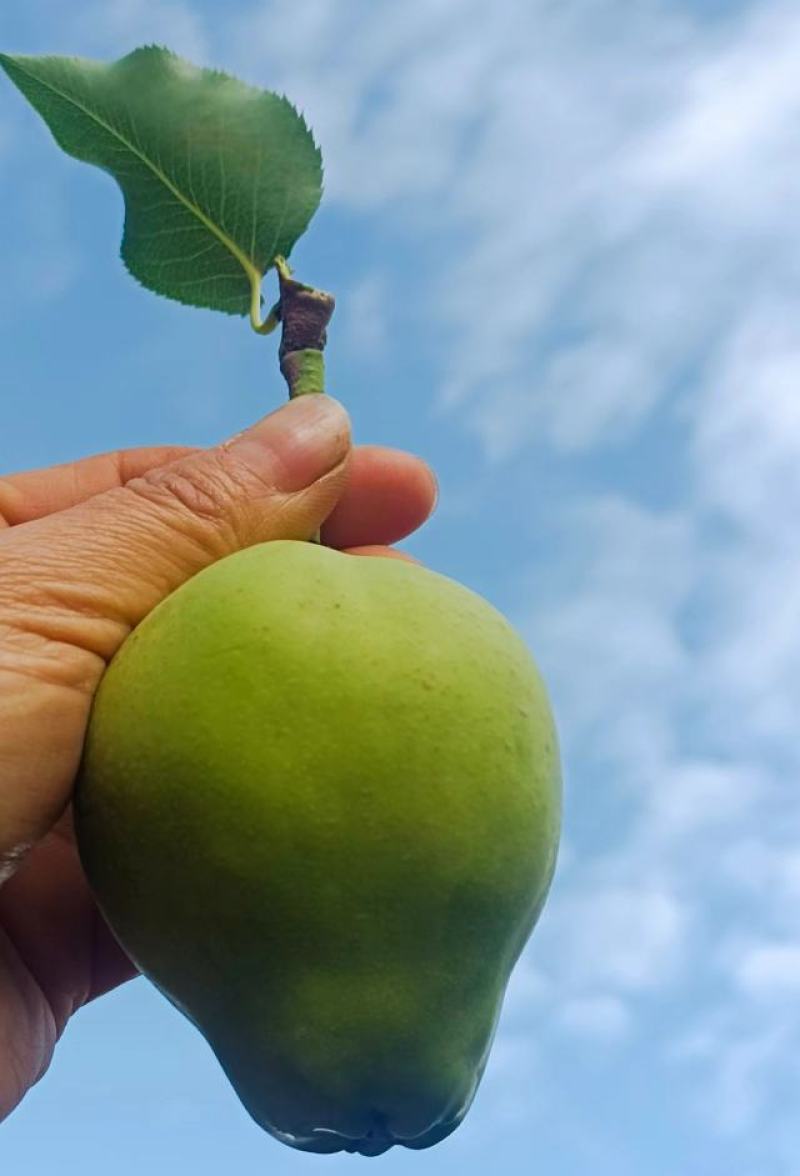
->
[225,0,501,209]
[694,299,800,539]
[643,761,762,839]
[720,840,800,913]
[339,272,392,363]
[671,1016,793,1137]
[546,884,688,992]
[706,1027,790,1135]
[734,943,800,999]
[67,0,209,61]
[558,995,631,1040]
[631,1,800,223]
[525,496,695,777]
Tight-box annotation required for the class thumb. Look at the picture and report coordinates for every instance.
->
[1,393,351,663]
[0,393,349,862]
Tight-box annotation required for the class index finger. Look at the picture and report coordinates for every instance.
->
[0,446,197,528]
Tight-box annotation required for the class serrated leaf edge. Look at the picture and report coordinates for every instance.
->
[0,51,272,328]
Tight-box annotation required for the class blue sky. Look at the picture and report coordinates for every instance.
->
[1,0,799,1172]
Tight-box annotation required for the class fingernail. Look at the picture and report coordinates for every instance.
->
[227,395,351,493]
[428,466,440,515]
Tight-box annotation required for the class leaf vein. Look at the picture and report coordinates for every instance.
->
[5,58,261,288]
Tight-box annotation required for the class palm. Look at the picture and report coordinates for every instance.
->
[0,810,135,1116]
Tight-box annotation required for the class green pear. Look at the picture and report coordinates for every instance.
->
[76,539,561,1155]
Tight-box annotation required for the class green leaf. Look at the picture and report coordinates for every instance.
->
[0,45,323,325]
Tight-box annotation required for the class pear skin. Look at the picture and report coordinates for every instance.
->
[76,540,561,1154]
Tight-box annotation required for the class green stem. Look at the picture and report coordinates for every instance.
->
[249,277,280,335]
[281,349,326,398]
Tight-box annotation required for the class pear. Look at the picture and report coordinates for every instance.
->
[76,539,561,1155]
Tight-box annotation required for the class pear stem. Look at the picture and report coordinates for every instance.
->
[271,256,336,543]
[273,256,335,399]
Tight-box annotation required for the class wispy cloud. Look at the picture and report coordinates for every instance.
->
[339,271,392,363]
[734,941,800,998]
[67,0,209,60]
[668,1012,796,1136]
[558,994,631,1040]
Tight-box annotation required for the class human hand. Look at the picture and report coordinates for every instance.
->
[0,393,437,1121]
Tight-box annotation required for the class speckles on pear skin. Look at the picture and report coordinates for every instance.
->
[76,538,561,1154]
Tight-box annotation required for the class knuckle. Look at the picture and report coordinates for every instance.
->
[123,455,248,551]
[126,465,226,523]
[0,477,23,528]
[124,450,279,550]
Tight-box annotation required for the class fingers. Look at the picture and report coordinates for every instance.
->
[0,811,137,1029]
[0,443,439,550]
[0,447,197,527]
[0,395,351,647]
[344,544,422,564]
[322,446,438,549]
